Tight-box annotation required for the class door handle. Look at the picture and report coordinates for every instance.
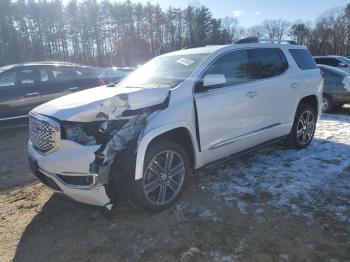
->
[290,82,300,89]
[246,91,258,98]
[25,92,40,97]
[68,87,79,91]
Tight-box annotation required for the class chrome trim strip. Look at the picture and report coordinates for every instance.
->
[39,168,98,190]
[209,122,282,151]
[0,115,28,121]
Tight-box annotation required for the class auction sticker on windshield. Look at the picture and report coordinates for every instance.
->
[176,57,194,66]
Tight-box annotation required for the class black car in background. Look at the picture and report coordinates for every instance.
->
[0,61,105,121]
[318,64,350,112]
[99,67,135,84]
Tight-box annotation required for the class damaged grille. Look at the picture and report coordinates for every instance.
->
[29,114,60,153]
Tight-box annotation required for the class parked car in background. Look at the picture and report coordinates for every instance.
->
[314,56,350,73]
[0,61,105,121]
[318,64,350,112]
[28,40,322,212]
[99,67,135,84]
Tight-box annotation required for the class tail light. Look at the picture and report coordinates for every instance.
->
[97,79,106,86]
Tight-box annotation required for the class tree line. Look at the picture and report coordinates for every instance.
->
[0,0,350,67]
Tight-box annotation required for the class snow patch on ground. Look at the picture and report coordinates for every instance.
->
[199,114,350,223]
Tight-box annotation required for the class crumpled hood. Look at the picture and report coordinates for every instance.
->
[32,85,170,122]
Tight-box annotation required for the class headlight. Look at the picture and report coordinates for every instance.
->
[64,123,97,145]
[62,120,128,145]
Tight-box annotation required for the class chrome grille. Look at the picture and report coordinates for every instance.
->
[29,114,60,153]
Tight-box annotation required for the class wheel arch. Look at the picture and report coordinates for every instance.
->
[134,124,198,180]
[299,94,319,117]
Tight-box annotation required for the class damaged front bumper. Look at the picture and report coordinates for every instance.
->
[28,140,111,206]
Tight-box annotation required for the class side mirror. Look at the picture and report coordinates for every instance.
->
[202,74,226,89]
[339,62,348,68]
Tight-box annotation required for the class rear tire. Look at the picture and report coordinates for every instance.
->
[322,95,333,113]
[285,103,317,149]
[131,139,190,212]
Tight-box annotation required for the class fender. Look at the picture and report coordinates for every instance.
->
[134,121,200,180]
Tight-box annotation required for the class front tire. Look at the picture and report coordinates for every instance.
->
[285,103,317,149]
[131,140,190,212]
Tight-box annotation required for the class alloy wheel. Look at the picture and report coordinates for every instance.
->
[296,110,315,145]
[143,150,185,206]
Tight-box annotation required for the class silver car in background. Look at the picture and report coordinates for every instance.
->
[318,64,350,112]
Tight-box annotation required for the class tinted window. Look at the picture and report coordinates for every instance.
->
[204,50,250,87]
[0,71,16,89]
[289,49,317,69]
[316,58,341,67]
[39,69,49,82]
[203,48,288,89]
[245,48,288,79]
[15,68,40,86]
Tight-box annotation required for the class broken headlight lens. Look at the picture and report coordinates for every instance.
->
[62,120,128,145]
[98,121,111,134]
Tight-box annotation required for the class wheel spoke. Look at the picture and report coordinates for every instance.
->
[144,179,161,195]
[149,160,163,176]
[169,163,185,178]
[164,151,174,170]
[302,131,307,143]
[167,177,179,193]
[297,127,304,136]
[157,184,167,203]
[306,111,311,123]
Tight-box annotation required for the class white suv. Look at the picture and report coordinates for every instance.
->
[28,41,323,211]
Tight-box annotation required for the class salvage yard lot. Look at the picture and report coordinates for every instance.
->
[1,109,350,262]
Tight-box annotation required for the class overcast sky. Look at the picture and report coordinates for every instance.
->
[62,0,350,27]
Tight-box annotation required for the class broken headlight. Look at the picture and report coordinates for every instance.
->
[61,120,128,145]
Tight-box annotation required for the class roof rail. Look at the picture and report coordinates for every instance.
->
[32,61,77,65]
[235,37,298,45]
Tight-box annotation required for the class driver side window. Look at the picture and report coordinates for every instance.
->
[204,50,250,88]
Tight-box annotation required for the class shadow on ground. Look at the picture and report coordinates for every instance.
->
[12,136,350,262]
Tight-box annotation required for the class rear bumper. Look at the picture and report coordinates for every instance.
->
[28,141,111,206]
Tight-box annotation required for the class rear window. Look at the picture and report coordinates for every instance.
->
[289,49,317,70]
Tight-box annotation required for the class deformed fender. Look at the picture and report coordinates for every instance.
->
[134,122,199,180]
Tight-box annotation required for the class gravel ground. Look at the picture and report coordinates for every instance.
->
[0,108,350,262]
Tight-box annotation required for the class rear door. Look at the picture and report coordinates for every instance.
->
[0,67,43,119]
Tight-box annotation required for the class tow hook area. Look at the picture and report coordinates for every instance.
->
[102,203,114,219]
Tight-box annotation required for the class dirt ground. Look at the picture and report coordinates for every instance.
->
[0,107,350,262]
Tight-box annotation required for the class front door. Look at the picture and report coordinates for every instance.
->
[194,48,292,163]
[0,67,42,120]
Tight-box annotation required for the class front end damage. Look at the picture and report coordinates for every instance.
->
[59,87,171,206]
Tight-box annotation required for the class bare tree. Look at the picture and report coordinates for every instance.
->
[222,16,244,42]
[290,21,310,45]
[245,25,265,39]
[262,19,291,40]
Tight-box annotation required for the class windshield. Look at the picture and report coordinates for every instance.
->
[117,53,209,89]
